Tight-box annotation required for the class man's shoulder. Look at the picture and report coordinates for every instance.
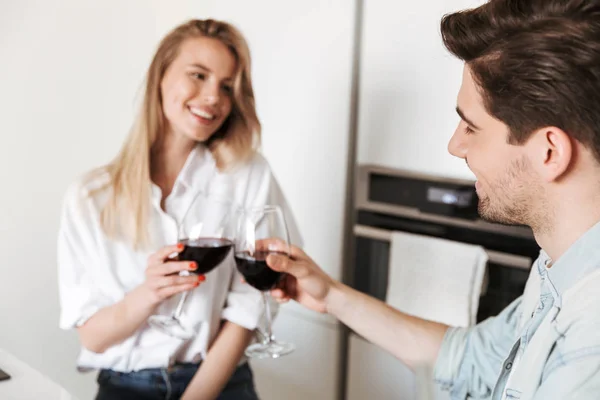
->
[556,270,600,346]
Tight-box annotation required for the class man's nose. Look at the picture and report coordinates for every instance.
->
[448,125,468,159]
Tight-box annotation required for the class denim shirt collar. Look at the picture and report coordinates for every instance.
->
[541,219,600,301]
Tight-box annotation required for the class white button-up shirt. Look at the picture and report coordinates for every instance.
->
[57,145,301,372]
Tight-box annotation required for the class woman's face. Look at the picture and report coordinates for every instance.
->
[160,37,237,143]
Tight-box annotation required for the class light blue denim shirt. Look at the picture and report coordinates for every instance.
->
[434,220,600,400]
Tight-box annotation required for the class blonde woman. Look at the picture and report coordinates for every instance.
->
[57,19,301,400]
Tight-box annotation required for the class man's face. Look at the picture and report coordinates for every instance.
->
[448,65,543,227]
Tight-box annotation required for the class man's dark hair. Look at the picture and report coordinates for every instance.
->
[441,0,600,160]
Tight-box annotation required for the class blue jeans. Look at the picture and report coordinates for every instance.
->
[95,362,259,400]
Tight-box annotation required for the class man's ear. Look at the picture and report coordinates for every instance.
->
[528,127,573,182]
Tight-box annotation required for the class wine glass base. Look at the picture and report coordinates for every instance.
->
[245,341,295,359]
[148,315,196,340]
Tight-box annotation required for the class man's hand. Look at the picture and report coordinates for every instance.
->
[267,245,337,314]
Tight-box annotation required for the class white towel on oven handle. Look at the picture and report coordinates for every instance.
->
[386,231,488,327]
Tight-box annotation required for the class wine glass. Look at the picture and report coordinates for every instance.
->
[233,205,295,358]
[148,193,235,339]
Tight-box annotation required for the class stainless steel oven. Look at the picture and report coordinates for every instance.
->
[350,164,540,322]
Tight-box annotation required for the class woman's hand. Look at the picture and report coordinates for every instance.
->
[142,243,205,305]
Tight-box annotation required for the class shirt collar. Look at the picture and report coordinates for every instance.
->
[150,144,215,203]
[178,144,215,189]
[541,219,600,297]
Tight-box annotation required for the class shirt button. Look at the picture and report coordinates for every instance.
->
[506,362,513,370]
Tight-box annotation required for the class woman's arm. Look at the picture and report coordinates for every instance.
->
[182,321,254,400]
[78,244,202,353]
[78,285,158,353]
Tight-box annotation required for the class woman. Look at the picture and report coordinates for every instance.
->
[57,19,301,400]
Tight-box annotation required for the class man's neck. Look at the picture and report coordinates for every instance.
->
[534,190,600,262]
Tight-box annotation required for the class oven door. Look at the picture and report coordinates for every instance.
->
[352,224,534,322]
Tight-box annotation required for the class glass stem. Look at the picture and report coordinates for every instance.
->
[173,291,189,320]
[262,292,274,344]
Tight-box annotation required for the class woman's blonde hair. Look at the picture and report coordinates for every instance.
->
[90,19,261,249]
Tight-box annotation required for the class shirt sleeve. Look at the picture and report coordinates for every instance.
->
[57,182,113,330]
[434,296,523,399]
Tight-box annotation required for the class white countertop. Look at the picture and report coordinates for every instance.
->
[0,349,77,400]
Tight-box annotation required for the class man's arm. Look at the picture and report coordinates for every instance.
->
[267,245,447,369]
[327,282,448,368]
[268,244,521,397]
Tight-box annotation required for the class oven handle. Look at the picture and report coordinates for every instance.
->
[354,224,533,270]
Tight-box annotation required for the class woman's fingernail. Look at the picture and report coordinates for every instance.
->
[177,243,184,250]
[193,282,200,287]
[198,275,206,282]
[189,262,197,270]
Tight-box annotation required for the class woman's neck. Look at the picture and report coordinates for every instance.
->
[151,131,196,201]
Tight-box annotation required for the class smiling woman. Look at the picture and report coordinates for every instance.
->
[56,19,302,400]
[160,37,236,142]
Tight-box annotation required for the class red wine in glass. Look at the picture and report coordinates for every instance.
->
[234,250,286,291]
[179,237,233,274]
[234,205,295,359]
[148,194,235,339]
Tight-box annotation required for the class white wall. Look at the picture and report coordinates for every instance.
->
[1,1,355,399]
[0,1,168,398]
[357,0,484,180]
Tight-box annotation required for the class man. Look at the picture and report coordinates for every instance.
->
[266,1,600,399]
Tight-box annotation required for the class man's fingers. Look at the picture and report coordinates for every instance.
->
[254,240,309,262]
[267,253,293,273]
[289,245,308,260]
[271,274,297,300]
[270,288,291,304]
[270,288,287,299]
[268,252,312,280]
[274,297,290,304]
